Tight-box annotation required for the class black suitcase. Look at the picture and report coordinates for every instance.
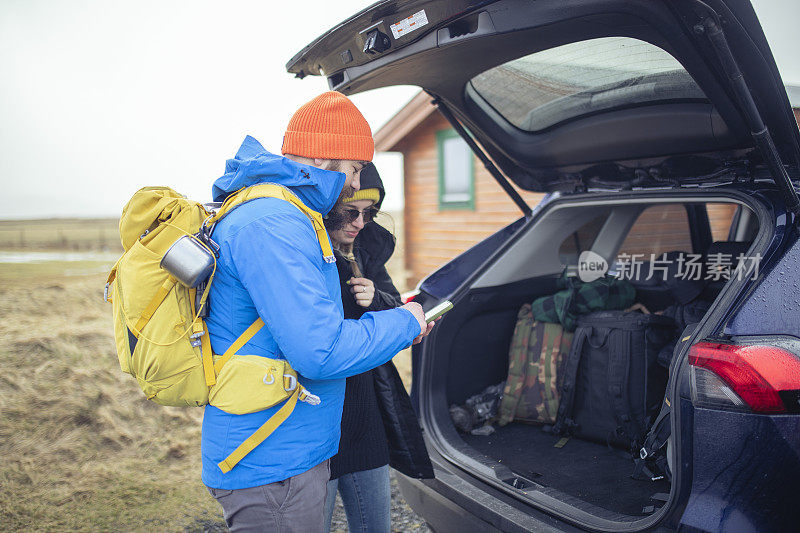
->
[553,311,675,450]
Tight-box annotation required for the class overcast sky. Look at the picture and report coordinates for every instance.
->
[1,0,798,220]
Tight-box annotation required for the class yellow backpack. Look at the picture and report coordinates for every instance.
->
[106,183,334,473]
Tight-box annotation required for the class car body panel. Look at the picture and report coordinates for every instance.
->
[726,234,800,338]
[680,407,800,531]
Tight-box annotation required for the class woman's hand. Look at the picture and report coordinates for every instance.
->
[348,277,375,308]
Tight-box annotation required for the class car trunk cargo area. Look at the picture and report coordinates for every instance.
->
[420,193,766,522]
[462,423,670,517]
[432,278,673,519]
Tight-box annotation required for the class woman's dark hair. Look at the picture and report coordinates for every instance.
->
[324,205,396,241]
[324,205,349,233]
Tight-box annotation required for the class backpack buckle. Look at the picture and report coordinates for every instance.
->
[263,366,277,386]
[299,389,321,406]
[199,217,221,257]
[284,374,297,392]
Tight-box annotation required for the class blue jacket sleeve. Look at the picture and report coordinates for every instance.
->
[226,208,421,380]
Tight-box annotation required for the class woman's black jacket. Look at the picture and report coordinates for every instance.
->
[331,221,434,480]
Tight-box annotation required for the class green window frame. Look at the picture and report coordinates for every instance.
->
[436,129,474,210]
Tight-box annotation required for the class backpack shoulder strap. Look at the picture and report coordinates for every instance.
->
[553,324,588,435]
[209,183,335,263]
[632,322,699,480]
[632,397,672,480]
[498,306,536,426]
[203,185,331,383]
[607,328,641,447]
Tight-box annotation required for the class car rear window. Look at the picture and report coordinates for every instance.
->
[469,37,707,131]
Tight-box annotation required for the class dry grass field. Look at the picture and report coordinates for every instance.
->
[0,272,228,531]
[0,219,122,252]
[0,215,418,532]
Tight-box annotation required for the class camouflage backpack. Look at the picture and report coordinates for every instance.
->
[498,304,573,425]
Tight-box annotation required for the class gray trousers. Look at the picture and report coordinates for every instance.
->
[207,460,330,532]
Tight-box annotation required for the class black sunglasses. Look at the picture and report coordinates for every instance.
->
[341,206,379,224]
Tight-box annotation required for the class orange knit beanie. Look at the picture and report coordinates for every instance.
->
[282,91,374,162]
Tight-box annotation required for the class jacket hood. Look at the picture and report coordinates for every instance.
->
[358,162,385,210]
[212,135,345,216]
[355,221,395,266]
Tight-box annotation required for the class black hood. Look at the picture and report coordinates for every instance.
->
[356,221,396,267]
[359,162,386,210]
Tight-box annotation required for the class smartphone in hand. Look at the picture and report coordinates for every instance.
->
[424,300,453,323]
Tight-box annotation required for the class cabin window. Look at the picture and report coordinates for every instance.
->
[707,203,741,241]
[437,129,474,210]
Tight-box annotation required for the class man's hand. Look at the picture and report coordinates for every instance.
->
[400,302,436,345]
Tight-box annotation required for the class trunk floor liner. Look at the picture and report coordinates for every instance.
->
[462,423,670,516]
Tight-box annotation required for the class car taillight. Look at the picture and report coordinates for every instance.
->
[689,342,800,413]
[401,289,420,304]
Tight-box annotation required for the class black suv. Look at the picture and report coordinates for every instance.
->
[290,1,800,531]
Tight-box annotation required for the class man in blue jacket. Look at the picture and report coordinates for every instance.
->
[202,91,430,532]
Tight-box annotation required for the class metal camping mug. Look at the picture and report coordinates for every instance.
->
[159,235,215,288]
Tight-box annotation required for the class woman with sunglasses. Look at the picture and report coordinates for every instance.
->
[323,163,433,533]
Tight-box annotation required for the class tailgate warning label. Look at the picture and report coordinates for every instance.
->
[390,10,429,40]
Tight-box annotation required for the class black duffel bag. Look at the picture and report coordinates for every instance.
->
[552,311,676,450]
